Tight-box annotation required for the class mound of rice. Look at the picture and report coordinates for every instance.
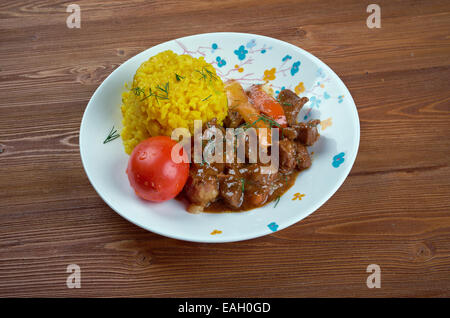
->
[120,50,228,154]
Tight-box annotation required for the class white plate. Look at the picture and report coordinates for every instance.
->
[80,32,360,243]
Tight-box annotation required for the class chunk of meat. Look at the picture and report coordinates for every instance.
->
[278,89,309,125]
[295,143,312,169]
[184,173,219,212]
[219,174,244,209]
[246,188,270,207]
[246,164,278,184]
[244,164,279,206]
[294,120,320,146]
[223,109,244,128]
[282,127,298,140]
[279,138,297,172]
[203,117,225,135]
[190,161,222,177]
[187,204,205,214]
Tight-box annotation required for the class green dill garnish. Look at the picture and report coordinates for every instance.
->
[281,102,292,106]
[239,114,282,132]
[241,178,245,192]
[195,69,207,80]
[140,87,155,101]
[132,87,146,96]
[196,67,217,82]
[202,94,212,102]
[273,196,281,208]
[232,113,284,142]
[156,82,169,98]
[140,87,152,101]
[175,73,184,81]
[258,113,282,129]
[103,126,120,144]
[140,82,169,103]
[203,67,217,81]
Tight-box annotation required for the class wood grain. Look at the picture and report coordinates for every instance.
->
[0,0,449,297]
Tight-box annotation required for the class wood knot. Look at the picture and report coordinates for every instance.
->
[136,252,153,267]
[413,242,435,262]
[116,49,125,56]
[76,65,108,85]
[296,28,307,38]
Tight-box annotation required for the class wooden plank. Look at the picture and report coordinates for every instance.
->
[0,167,449,297]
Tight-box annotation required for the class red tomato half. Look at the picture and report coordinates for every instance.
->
[126,136,189,202]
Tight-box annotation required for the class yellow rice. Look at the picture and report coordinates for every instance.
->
[121,50,228,154]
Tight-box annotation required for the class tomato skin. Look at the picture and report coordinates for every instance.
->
[126,136,189,202]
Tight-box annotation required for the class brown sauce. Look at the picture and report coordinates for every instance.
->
[203,170,300,213]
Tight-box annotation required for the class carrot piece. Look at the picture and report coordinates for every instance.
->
[224,80,272,146]
[248,84,287,127]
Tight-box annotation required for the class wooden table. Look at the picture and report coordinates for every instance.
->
[1,0,449,297]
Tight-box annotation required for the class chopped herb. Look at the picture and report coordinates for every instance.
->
[140,87,153,101]
[196,67,217,82]
[203,67,218,81]
[240,117,262,130]
[140,82,169,103]
[238,114,282,134]
[195,69,207,80]
[175,73,184,81]
[132,87,146,96]
[273,196,281,208]
[233,113,284,141]
[156,82,169,96]
[282,102,292,106]
[258,113,282,129]
[241,178,245,192]
[202,94,212,102]
[103,126,120,144]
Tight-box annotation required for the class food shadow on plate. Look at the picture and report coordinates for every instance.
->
[308,132,337,159]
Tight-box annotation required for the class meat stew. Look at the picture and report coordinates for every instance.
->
[181,84,319,213]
